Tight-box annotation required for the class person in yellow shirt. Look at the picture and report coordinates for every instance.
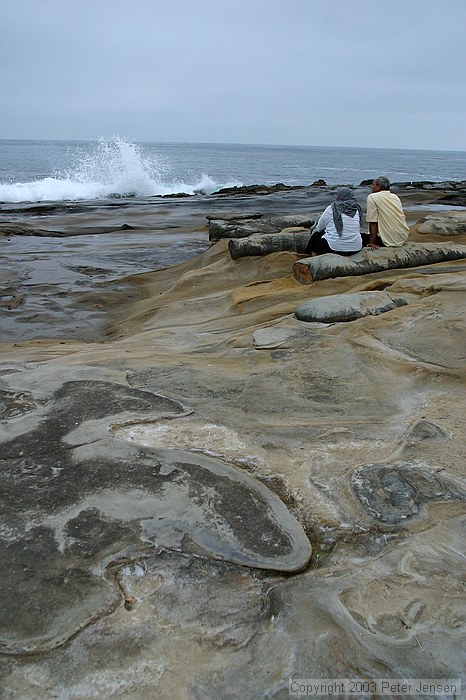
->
[365,176,410,248]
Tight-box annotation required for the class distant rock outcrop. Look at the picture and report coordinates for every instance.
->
[213,183,305,196]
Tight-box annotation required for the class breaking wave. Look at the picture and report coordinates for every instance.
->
[0,137,237,203]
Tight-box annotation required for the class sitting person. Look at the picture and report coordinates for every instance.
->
[364,176,410,248]
[306,187,363,257]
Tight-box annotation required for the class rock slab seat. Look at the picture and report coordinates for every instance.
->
[292,242,466,284]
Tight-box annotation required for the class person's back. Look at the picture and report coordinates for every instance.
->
[316,204,362,251]
[306,187,363,256]
[366,177,409,247]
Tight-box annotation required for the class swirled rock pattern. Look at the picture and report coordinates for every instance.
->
[352,462,465,525]
[0,367,311,654]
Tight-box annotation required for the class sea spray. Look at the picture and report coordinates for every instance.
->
[1,139,463,204]
[63,137,169,197]
[0,137,231,203]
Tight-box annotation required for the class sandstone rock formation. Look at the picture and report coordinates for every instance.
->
[229,229,311,259]
[292,242,466,284]
[295,290,410,323]
[208,213,314,242]
[416,211,466,235]
[0,186,465,697]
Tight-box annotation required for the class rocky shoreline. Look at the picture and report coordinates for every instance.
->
[0,181,465,697]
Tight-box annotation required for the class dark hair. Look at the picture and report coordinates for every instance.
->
[376,176,390,191]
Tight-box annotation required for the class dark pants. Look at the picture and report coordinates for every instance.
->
[361,232,385,247]
[306,230,362,257]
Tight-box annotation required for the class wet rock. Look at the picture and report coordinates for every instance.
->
[0,368,311,654]
[437,193,466,206]
[403,418,452,445]
[0,388,42,418]
[1,517,464,696]
[295,291,409,323]
[213,183,304,196]
[351,463,465,525]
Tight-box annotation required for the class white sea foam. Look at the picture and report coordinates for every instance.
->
[2,138,463,203]
[0,137,236,203]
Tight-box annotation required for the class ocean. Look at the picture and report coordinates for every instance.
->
[0,138,465,204]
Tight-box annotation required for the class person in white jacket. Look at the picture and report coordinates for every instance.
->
[306,187,363,257]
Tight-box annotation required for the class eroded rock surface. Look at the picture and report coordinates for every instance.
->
[352,462,465,525]
[417,211,466,235]
[0,367,311,655]
[229,229,312,259]
[0,186,465,697]
[208,213,314,242]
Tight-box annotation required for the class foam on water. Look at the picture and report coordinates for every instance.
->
[1,137,464,203]
[0,137,235,203]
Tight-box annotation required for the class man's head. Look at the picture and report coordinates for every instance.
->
[371,176,390,193]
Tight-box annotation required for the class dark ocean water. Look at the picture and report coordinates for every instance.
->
[0,138,464,203]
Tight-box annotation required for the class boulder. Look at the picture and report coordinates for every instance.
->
[292,242,466,285]
[295,291,409,323]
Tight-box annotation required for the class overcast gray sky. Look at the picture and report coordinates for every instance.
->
[1,0,465,150]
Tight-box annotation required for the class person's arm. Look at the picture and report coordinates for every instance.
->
[366,194,379,248]
[368,222,379,248]
[314,206,331,233]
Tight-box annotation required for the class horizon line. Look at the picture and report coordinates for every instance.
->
[0,137,465,155]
